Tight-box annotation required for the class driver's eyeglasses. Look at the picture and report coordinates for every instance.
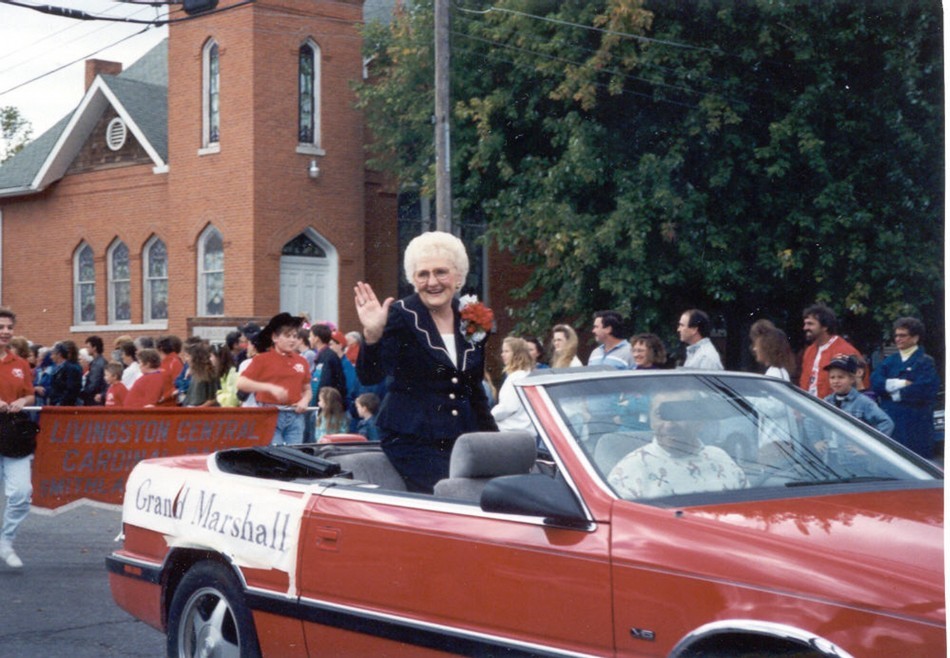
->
[894,332,911,339]
[414,268,453,283]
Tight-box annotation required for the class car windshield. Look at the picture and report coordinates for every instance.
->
[542,373,940,503]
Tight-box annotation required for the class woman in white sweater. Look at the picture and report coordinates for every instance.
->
[491,336,536,433]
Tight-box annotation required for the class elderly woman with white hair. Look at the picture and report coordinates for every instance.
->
[354,231,498,493]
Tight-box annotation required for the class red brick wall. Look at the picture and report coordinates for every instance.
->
[361,170,399,332]
[0,0,394,347]
[166,0,256,323]
[247,0,367,319]
[168,0,371,322]
[0,164,170,346]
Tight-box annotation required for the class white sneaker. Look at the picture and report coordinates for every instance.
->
[0,541,22,568]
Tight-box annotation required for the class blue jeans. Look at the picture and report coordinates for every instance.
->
[271,410,305,446]
[1,454,32,543]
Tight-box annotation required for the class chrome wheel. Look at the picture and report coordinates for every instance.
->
[166,561,261,658]
[178,586,242,658]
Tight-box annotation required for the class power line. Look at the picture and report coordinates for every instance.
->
[0,25,152,96]
[0,1,163,75]
[0,0,254,25]
[452,10,771,99]
[455,2,725,55]
[0,0,372,102]
[452,31,753,110]
[453,44,703,113]
[455,1,800,71]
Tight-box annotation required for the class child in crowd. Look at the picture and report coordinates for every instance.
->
[852,355,879,404]
[157,335,184,407]
[236,313,311,445]
[182,341,219,407]
[355,392,380,441]
[237,327,261,407]
[124,349,166,408]
[314,386,349,441]
[103,362,128,407]
[211,343,239,407]
[824,355,894,436]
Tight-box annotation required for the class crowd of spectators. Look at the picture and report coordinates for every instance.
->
[495,303,940,461]
[10,298,941,462]
[20,318,385,444]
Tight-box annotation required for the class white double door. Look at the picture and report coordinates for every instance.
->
[280,253,337,325]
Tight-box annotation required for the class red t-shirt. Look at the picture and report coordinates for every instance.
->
[241,349,310,405]
[0,351,32,403]
[125,371,166,409]
[158,354,183,407]
[105,382,128,407]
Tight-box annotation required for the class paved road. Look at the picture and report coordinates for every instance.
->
[0,452,942,658]
[0,493,165,657]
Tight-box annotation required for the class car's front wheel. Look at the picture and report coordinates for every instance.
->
[166,560,262,658]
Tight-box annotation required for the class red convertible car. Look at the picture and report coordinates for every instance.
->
[107,370,944,657]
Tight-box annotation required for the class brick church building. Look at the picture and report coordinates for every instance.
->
[0,0,409,347]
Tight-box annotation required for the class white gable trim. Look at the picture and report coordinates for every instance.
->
[31,76,167,192]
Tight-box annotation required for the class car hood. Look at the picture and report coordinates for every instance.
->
[613,486,944,624]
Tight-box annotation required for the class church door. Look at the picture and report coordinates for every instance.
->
[279,231,338,325]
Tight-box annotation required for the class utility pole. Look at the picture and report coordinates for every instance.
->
[434,0,452,233]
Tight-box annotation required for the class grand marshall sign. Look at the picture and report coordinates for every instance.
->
[30,407,278,510]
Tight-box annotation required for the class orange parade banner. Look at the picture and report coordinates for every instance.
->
[30,407,279,510]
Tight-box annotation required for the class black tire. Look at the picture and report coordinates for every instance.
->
[166,560,262,658]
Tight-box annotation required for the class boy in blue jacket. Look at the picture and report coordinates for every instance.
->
[825,355,894,436]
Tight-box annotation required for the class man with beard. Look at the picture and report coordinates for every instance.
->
[799,303,860,399]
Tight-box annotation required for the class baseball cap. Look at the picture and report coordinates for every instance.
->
[823,354,857,374]
[238,322,262,342]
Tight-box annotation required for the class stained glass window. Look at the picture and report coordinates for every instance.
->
[298,40,320,146]
[282,233,326,258]
[204,40,220,146]
[198,227,224,317]
[145,237,168,322]
[109,241,131,323]
[299,44,314,143]
[75,244,96,324]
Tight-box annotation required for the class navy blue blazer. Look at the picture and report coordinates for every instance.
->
[357,294,497,442]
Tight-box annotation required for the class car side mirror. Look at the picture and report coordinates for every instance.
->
[480,474,590,530]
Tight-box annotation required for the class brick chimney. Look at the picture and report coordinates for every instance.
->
[85,59,123,90]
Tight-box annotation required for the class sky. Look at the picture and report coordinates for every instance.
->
[0,1,170,138]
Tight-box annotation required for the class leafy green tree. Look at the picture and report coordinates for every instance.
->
[357,1,943,365]
[0,106,32,163]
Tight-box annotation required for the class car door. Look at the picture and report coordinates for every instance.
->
[296,489,614,656]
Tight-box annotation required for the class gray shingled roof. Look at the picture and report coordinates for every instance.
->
[0,38,168,195]
[101,75,168,160]
[0,112,72,192]
[121,38,168,87]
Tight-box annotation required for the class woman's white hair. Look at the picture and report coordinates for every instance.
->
[403,231,470,284]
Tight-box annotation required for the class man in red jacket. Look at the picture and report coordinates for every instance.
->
[799,303,860,399]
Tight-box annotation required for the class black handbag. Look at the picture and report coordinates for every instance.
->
[0,412,39,458]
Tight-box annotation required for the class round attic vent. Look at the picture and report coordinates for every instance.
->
[105,117,127,151]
